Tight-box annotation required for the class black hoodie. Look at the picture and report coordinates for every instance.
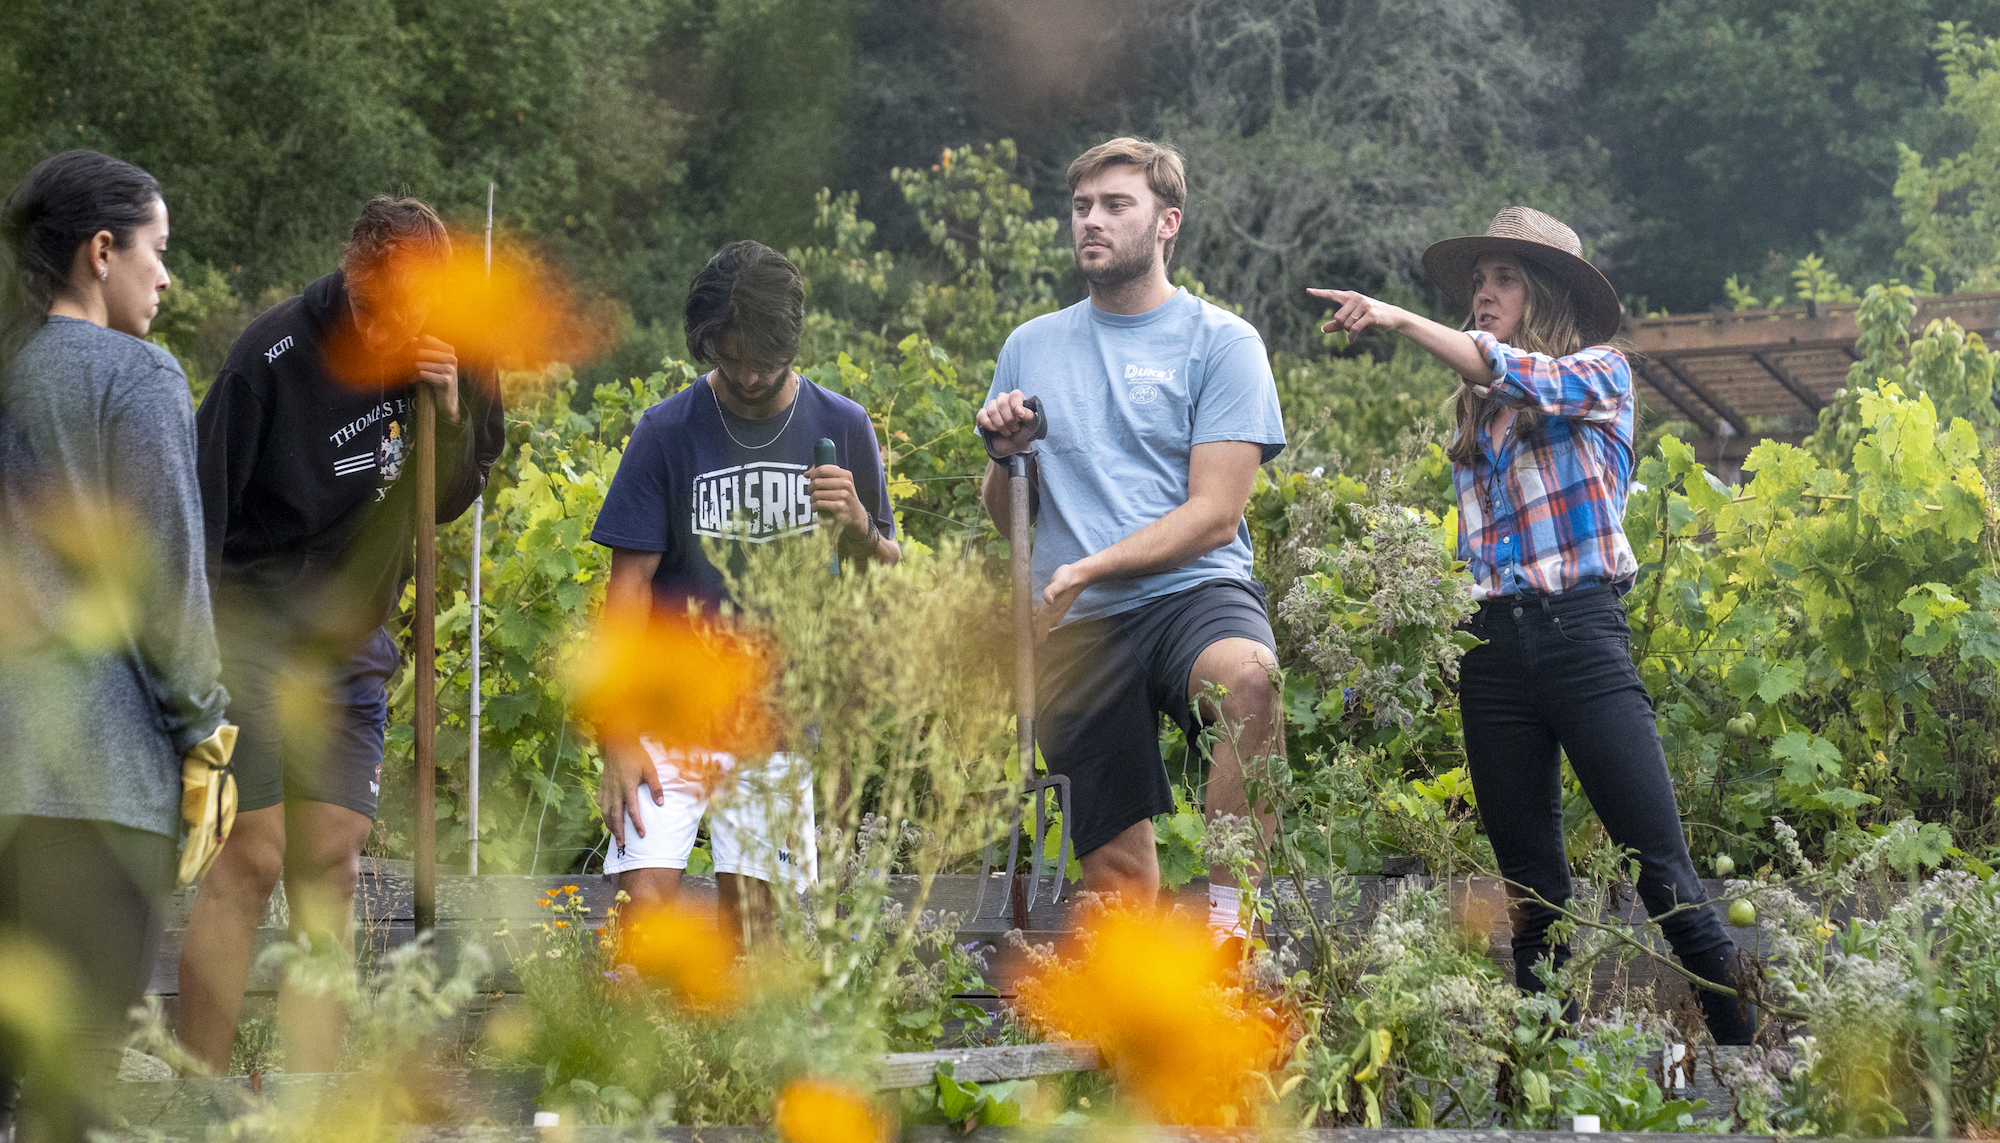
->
[196,271,505,653]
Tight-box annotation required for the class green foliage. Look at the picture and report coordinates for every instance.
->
[1152,784,1209,892]
[1704,820,2000,1136]
[1154,0,1621,350]
[1629,319,2000,861]
[1276,881,1704,1130]
[498,534,1015,1123]
[1723,274,1785,313]
[793,143,1071,551]
[0,0,853,329]
[1722,253,1857,313]
[1790,253,1859,305]
[1275,495,1474,731]
[805,337,990,553]
[1896,23,2000,293]
[1602,0,2000,310]
[1247,452,1476,877]
[1547,1027,1705,1132]
[889,141,1071,366]
[1272,339,1462,479]
[380,365,686,872]
[146,258,248,397]
[901,1062,1063,1130]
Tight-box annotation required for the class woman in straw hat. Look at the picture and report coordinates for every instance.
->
[1308,207,1753,1044]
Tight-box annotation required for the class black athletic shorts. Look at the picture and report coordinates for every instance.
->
[223,626,398,818]
[1035,578,1277,857]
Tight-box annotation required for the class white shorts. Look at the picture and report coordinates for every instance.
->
[602,742,818,890]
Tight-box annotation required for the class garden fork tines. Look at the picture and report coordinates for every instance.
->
[973,396,1071,926]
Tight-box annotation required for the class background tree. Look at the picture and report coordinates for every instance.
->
[1593,0,2000,311]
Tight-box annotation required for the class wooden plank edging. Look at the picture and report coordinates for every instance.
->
[876,1042,1101,1089]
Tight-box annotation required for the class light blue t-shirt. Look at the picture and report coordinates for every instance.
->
[986,288,1286,627]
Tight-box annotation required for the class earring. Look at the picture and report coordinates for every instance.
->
[99,269,108,281]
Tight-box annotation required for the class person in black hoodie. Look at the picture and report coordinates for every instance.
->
[181,196,504,1073]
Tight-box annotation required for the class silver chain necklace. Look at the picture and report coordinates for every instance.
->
[711,374,799,450]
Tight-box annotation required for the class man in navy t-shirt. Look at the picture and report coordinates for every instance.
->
[590,240,897,934]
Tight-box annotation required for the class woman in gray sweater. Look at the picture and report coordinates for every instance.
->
[0,149,228,1139]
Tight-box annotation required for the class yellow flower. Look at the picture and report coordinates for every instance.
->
[1014,909,1284,1125]
[553,921,570,929]
[616,904,741,1013]
[563,885,580,896]
[536,899,550,908]
[775,1078,885,1143]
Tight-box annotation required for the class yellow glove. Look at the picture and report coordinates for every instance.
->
[178,724,239,888]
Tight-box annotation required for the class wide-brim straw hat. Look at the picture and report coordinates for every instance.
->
[1421,206,1623,345]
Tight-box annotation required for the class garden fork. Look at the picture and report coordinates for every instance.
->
[975,396,1072,927]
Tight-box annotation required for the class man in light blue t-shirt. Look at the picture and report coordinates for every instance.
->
[977,137,1285,934]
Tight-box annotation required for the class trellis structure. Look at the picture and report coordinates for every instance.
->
[1620,292,2000,481]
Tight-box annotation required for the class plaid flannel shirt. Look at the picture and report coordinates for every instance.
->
[1455,331,1639,601]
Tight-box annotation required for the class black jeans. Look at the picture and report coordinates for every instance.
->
[0,816,174,1141]
[1458,587,1735,989]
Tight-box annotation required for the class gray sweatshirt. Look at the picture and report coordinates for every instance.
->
[0,316,227,838]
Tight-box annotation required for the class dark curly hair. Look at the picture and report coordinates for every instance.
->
[339,194,450,293]
[683,240,803,370]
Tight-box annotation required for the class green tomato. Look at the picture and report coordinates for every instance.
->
[1727,899,1757,927]
[1713,854,1736,878]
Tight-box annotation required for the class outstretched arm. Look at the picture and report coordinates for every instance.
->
[1035,439,1263,637]
[1306,288,1493,384]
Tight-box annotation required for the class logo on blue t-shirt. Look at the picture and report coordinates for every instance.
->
[1123,362,1173,405]
[691,461,817,542]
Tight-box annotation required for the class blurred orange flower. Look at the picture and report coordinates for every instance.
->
[324,228,612,390]
[1013,909,1284,1125]
[411,231,613,369]
[774,1078,885,1143]
[568,603,774,759]
[615,904,740,1013]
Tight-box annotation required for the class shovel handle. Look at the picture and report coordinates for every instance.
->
[978,395,1047,462]
[992,397,1048,785]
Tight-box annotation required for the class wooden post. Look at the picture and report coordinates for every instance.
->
[414,383,438,936]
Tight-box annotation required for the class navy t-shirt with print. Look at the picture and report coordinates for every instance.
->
[591,375,894,609]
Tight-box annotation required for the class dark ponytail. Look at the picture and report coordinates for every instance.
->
[1,149,163,365]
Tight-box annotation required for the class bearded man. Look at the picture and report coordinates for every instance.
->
[974,138,1286,937]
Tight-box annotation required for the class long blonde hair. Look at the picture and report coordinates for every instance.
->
[1445,255,1585,466]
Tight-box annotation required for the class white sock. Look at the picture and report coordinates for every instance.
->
[1208,883,1250,941]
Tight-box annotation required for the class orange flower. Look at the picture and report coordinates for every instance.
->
[568,603,773,758]
[323,228,612,389]
[553,921,570,928]
[774,1078,885,1143]
[1013,909,1284,1125]
[615,904,740,1013]
[562,886,580,896]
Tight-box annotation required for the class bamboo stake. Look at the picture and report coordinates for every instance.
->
[414,374,439,936]
[469,182,492,876]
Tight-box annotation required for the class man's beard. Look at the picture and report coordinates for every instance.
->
[1076,234,1159,290]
